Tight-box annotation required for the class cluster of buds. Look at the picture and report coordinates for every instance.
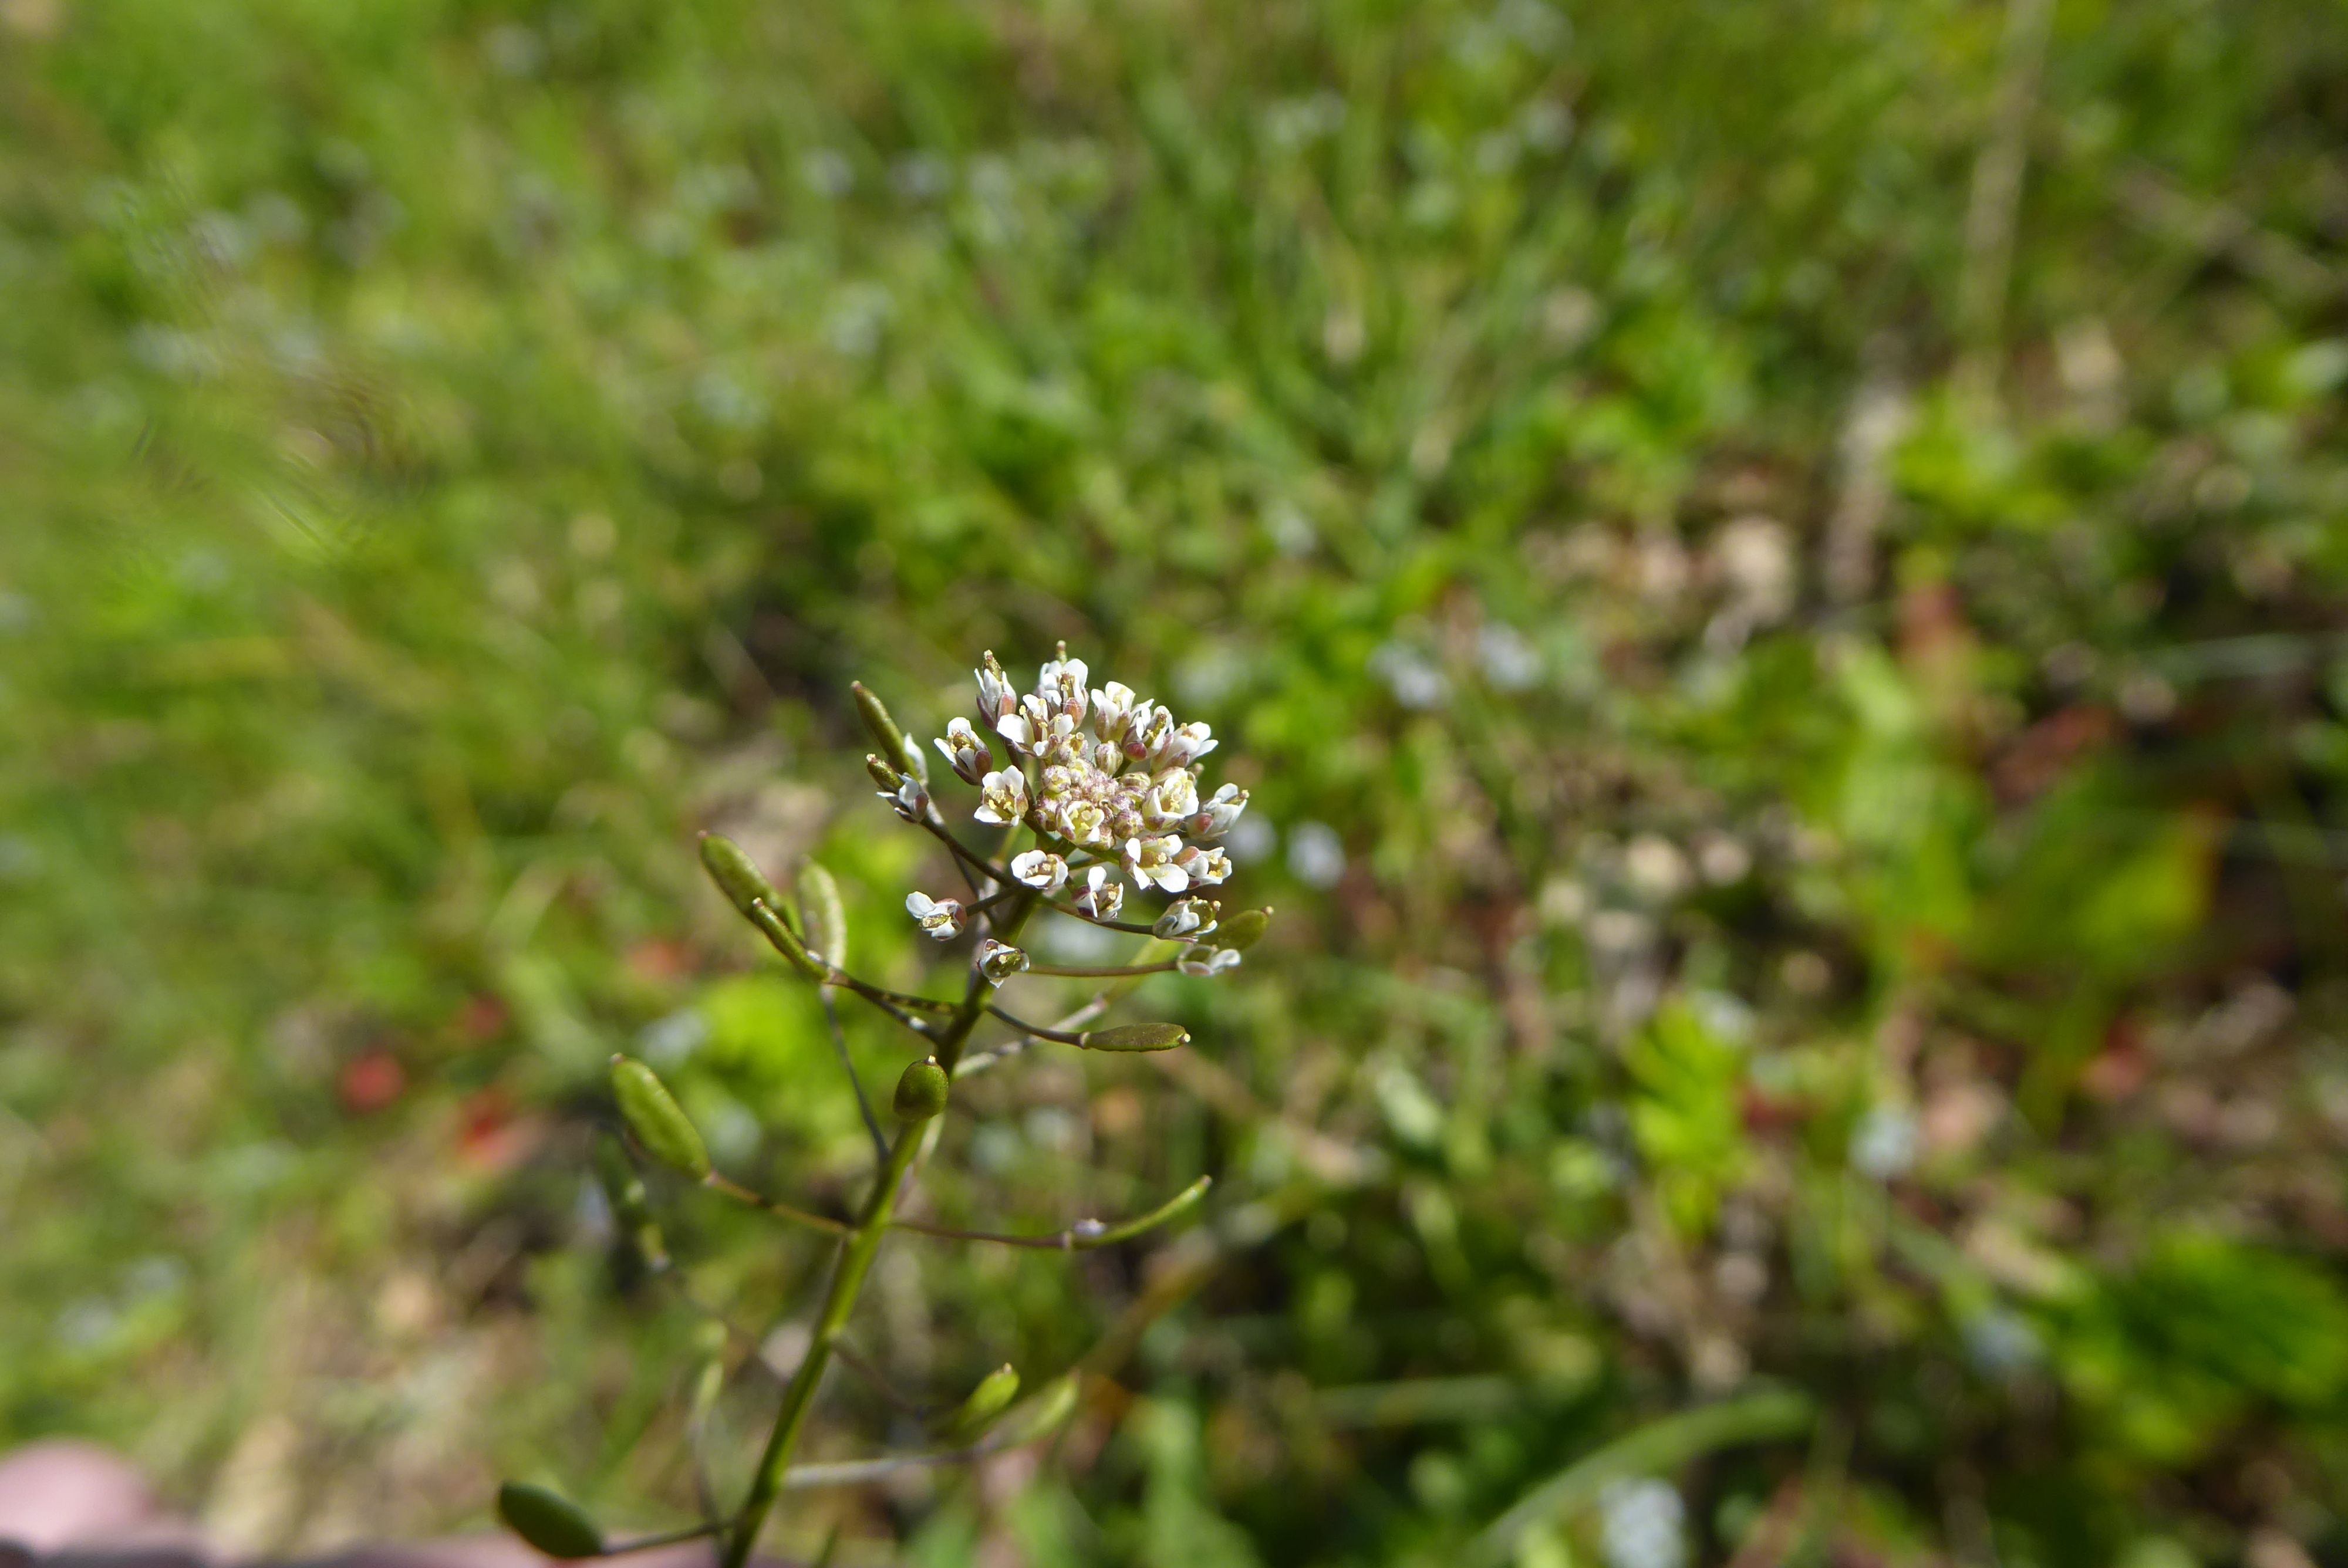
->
[890,647,1270,987]
[960,650,1246,895]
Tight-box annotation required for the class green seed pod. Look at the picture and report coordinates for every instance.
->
[893,1056,950,1121]
[699,833,782,924]
[496,1481,603,1560]
[609,1055,711,1181]
[852,681,926,781]
[1079,1022,1191,1053]
[1212,907,1273,951]
[935,1363,1021,1445]
[864,752,902,790]
[748,900,827,981]
[997,1371,1084,1446]
[798,861,849,970]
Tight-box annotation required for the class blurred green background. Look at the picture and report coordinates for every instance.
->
[5,0,2348,1563]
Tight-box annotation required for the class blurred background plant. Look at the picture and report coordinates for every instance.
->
[4,0,2347,1564]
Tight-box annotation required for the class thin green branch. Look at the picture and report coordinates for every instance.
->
[982,1002,1088,1046]
[821,988,889,1167]
[893,1176,1212,1251]
[1023,959,1178,978]
[704,1173,854,1237]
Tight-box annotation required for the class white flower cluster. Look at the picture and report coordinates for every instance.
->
[955,650,1247,896]
[902,649,1255,958]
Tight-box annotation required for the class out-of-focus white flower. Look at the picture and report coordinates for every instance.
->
[934,717,994,785]
[1155,897,1219,940]
[1010,849,1068,893]
[1178,945,1242,977]
[1124,834,1190,893]
[1288,821,1345,888]
[906,891,966,940]
[1850,1104,1920,1180]
[976,938,1030,985]
[975,768,1030,826]
[1598,1478,1686,1568]
[1072,864,1124,920]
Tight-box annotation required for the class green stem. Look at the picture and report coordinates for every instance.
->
[717,888,1040,1568]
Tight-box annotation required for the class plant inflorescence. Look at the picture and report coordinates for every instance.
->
[497,647,1267,1566]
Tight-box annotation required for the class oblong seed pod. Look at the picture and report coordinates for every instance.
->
[1212,908,1273,951]
[1079,1022,1190,1053]
[893,1057,950,1121]
[798,861,849,970]
[852,682,925,781]
[935,1363,1020,1445]
[609,1055,711,1181]
[699,834,782,924]
[997,1371,1083,1446]
[496,1482,603,1560]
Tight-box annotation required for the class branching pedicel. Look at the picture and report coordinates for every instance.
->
[497,648,1267,1566]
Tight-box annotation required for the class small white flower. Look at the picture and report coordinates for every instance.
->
[1122,701,1171,763]
[1124,834,1189,893]
[1057,798,1112,849]
[1090,681,1138,746]
[1037,654,1089,722]
[1010,849,1069,893]
[1192,783,1248,840]
[1177,945,1242,977]
[1072,864,1124,920]
[976,938,1030,985]
[975,768,1030,826]
[879,775,930,822]
[1174,843,1232,887]
[1141,768,1200,830]
[974,651,1019,724]
[1155,897,1219,940]
[905,891,966,940]
[933,717,993,785]
[1152,721,1217,771]
[993,711,1034,755]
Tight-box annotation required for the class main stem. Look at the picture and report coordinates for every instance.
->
[718,890,1038,1568]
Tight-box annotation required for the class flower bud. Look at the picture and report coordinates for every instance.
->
[852,681,926,781]
[798,861,849,969]
[1079,1022,1190,1052]
[893,1056,950,1121]
[935,1363,1021,1445]
[699,833,781,923]
[610,1056,711,1181]
[496,1482,603,1560]
[1212,907,1273,951]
